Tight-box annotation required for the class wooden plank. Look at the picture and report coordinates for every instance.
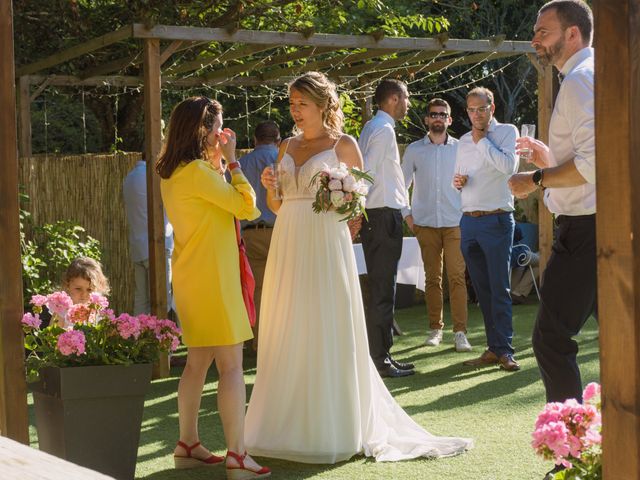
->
[333,49,447,77]
[594,1,640,478]
[143,39,169,378]
[165,43,277,75]
[16,25,132,76]
[132,24,535,54]
[159,40,184,65]
[536,66,557,275]
[0,0,29,443]
[0,436,113,479]
[18,76,31,158]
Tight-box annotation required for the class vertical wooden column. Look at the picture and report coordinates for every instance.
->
[594,1,640,478]
[536,65,558,275]
[0,0,29,442]
[360,95,372,130]
[143,38,169,378]
[17,76,31,158]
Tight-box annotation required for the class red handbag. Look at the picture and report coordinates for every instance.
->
[234,219,256,327]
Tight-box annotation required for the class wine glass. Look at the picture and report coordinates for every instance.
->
[519,124,536,162]
[270,162,283,200]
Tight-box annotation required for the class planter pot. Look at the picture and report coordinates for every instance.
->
[29,363,153,480]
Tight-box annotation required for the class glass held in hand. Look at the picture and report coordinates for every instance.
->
[270,162,283,201]
[454,165,468,188]
[519,124,536,162]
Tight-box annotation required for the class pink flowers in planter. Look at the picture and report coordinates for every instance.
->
[22,291,182,381]
[532,382,602,478]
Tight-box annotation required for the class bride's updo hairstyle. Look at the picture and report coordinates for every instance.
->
[289,72,344,138]
[156,96,222,179]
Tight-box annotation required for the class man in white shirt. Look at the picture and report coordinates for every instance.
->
[454,87,520,372]
[402,98,471,353]
[509,0,596,407]
[359,79,413,378]
[122,159,175,315]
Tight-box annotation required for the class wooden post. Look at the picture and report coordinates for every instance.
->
[360,95,373,130]
[594,1,640,478]
[536,65,558,275]
[0,0,29,442]
[143,38,169,378]
[17,76,31,158]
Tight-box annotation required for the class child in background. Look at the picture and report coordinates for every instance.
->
[40,257,111,328]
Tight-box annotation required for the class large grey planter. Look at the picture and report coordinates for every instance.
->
[29,363,153,480]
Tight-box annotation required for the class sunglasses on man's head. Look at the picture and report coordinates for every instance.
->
[428,112,449,119]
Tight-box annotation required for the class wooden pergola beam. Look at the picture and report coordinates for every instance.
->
[0,0,29,443]
[16,25,132,76]
[594,0,640,477]
[132,24,534,54]
[332,49,452,78]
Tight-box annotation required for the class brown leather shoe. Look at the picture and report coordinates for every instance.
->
[462,349,499,366]
[498,354,520,372]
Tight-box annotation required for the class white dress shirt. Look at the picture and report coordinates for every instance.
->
[544,47,595,216]
[123,161,174,262]
[358,110,408,209]
[401,134,462,227]
[455,118,518,212]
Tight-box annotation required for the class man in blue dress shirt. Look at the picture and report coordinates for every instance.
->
[240,120,281,351]
[454,87,520,372]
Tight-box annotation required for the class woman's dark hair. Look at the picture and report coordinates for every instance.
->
[156,97,222,179]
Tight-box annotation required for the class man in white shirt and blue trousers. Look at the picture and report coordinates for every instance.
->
[510,0,596,403]
[402,98,472,353]
[359,79,414,378]
[455,87,521,372]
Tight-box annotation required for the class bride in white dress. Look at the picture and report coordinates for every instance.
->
[244,72,472,464]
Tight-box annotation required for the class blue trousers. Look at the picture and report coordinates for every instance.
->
[460,212,515,357]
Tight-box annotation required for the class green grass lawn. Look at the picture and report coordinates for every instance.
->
[29,302,600,480]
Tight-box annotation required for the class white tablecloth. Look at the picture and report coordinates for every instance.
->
[353,237,426,291]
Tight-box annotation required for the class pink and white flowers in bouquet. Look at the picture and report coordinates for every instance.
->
[532,382,602,479]
[309,162,373,221]
[22,291,181,381]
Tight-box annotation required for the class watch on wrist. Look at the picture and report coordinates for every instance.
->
[532,168,545,188]
[227,161,241,171]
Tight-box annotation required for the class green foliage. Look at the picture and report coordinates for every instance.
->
[19,192,102,304]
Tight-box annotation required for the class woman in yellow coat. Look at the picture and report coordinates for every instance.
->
[157,97,270,479]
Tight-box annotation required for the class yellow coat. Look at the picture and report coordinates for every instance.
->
[161,160,260,347]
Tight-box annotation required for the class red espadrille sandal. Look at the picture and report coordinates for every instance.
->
[173,440,224,469]
[226,450,271,479]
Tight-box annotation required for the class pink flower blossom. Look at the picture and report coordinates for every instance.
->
[328,179,343,191]
[115,313,142,339]
[102,308,116,322]
[67,304,92,324]
[88,292,109,310]
[57,330,86,356]
[30,294,48,307]
[21,313,42,329]
[46,291,73,317]
[583,382,601,403]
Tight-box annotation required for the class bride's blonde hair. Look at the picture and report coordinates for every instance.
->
[289,72,344,138]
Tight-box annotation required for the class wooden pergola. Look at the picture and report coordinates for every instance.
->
[2,3,638,477]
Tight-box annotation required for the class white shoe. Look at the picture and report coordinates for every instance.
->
[424,329,443,346]
[454,331,472,352]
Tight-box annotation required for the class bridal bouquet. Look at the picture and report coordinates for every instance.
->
[531,382,602,479]
[22,291,181,381]
[309,162,373,221]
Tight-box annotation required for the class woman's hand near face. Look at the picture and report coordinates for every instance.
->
[218,128,237,162]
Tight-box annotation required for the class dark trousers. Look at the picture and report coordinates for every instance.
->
[532,214,597,403]
[360,208,403,369]
[460,212,515,357]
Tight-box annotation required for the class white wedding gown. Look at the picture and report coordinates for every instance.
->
[244,147,473,463]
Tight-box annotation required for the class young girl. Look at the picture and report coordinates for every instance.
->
[41,257,111,328]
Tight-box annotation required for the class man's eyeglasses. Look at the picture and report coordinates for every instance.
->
[466,105,492,114]
[428,112,449,119]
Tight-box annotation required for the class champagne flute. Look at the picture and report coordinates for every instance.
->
[519,124,536,162]
[270,162,283,200]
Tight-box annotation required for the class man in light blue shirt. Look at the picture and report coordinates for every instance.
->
[402,98,470,353]
[122,159,174,315]
[454,87,520,372]
[240,120,281,351]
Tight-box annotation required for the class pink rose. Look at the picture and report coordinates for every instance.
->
[46,291,73,317]
[342,175,356,192]
[21,313,42,329]
[328,179,343,191]
[57,330,86,356]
